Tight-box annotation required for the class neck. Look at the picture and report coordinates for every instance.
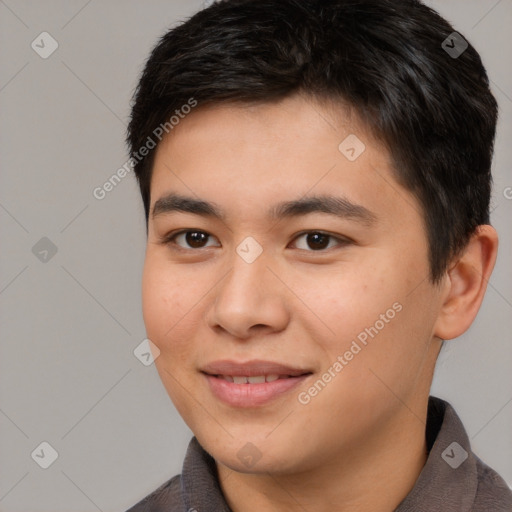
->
[217,401,429,512]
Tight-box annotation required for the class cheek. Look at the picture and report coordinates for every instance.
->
[141,254,202,419]
[292,265,399,353]
[141,253,196,356]
[301,260,434,382]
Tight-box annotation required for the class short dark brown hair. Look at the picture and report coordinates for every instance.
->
[127,0,498,283]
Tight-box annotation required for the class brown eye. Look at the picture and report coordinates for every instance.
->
[166,230,220,249]
[184,231,209,248]
[292,231,349,251]
[306,233,330,250]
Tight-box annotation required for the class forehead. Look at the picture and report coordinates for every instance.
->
[156,95,370,161]
[148,95,422,230]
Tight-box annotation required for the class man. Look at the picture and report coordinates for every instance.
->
[126,0,512,510]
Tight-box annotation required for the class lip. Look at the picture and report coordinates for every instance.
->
[202,359,310,377]
[201,359,312,407]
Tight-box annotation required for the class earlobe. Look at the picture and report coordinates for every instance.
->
[433,225,498,340]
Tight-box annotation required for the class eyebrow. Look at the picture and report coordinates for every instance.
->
[152,192,377,226]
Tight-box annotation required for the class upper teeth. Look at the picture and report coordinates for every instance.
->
[221,374,282,384]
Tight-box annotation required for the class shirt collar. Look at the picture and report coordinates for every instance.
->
[395,396,478,511]
[179,396,478,511]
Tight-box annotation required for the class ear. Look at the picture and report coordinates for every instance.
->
[434,225,498,341]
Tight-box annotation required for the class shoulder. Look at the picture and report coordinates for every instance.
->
[125,474,182,512]
[124,436,230,511]
[471,455,512,512]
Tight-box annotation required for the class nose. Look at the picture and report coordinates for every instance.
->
[205,251,290,340]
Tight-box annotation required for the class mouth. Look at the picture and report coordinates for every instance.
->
[212,374,295,384]
[201,360,313,407]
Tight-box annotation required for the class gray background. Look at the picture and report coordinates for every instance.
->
[0,1,510,511]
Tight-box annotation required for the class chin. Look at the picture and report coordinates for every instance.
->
[198,431,305,476]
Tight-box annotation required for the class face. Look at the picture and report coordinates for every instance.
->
[142,94,445,475]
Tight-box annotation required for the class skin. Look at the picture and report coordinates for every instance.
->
[142,94,498,512]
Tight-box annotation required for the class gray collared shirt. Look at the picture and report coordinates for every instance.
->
[126,397,512,511]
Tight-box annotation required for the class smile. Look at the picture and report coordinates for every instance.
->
[215,374,291,383]
[201,360,312,407]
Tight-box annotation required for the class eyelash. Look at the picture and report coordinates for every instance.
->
[160,229,352,252]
